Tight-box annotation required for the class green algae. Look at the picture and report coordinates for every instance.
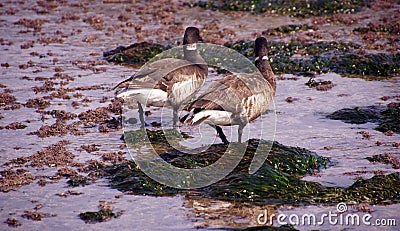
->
[99,129,400,206]
[354,23,400,35]
[327,105,400,134]
[123,129,328,174]
[226,40,399,77]
[105,40,398,77]
[345,173,400,204]
[187,0,372,17]
[103,42,166,67]
[123,128,191,144]
[226,40,340,75]
[67,176,89,187]
[263,24,313,35]
[79,209,122,224]
[337,53,400,76]
[305,77,333,88]
[104,130,330,199]
[227,40,359,58]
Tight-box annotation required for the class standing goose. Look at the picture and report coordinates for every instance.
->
[181,37,276,144]
[114,27,207,127]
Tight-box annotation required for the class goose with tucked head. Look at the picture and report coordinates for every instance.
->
[114,27,207,127]
[181,37,275,144]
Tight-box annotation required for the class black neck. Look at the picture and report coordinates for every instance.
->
[184,47,207,71]
[256,58,276,93]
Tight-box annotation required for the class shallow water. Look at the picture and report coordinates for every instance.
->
[0,1,399,230]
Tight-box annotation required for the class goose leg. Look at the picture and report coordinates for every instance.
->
[238,124,244,143]
[172,107,178,128]
[137,102,146,128]
[209,124,229,145]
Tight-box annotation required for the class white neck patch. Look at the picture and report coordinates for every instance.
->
[186,44,197,50]
[255,56,269,61]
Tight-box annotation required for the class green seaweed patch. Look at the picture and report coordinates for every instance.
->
[79,209,122,224]
[227,40,359,59]
[226,40,399,77]
[225,40,346,75]
[187,0,372,17]
[123,129,191,144]
[104,40,399,77]
[354,23,400,35]
[345,173,400,204]
[376,103,400,133]
[103,42,166,67]
[163,139,329,173]
[259,140,330,176]
[336,53,400,77]
[105,136,331,202]
[263,24,314,35]
[101,132,400,206]
[124,130,329,174]
[103,161,180,196]
[327,105,400,134]
[305,77,335,91]
[67,176,89,187]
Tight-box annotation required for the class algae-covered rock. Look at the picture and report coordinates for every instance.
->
[100,129,400,206]
[227,40,358,60]
[79,201,123,224]
[226,40,400,77]
[327,105,384,124]
[103,42,166,67]
[263,24,313,35]
[67,176,89,187]
[327,105,400,134]
[345,173,400,204]
[79,209,121,224]
[187,0,372,17]
[123,128,190,144]
[105,40,399,77]
[336,53,400,76]
[354,23,400,35]
[305,78,335,91]
[104,129,330,202]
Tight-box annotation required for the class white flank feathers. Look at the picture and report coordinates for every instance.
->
[189,110,233,126]
[117,88,168,107]
[170,76,202,105]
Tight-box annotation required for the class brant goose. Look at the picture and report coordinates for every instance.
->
[181,37,276,144]
[114,27,207,127]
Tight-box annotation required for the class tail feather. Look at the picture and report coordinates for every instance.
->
[113,68,158,91]
[179,113,190,123]
[180,108,195,124]
[180,108,210,126]
[113,76,133,91]
[188,115,210,126]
